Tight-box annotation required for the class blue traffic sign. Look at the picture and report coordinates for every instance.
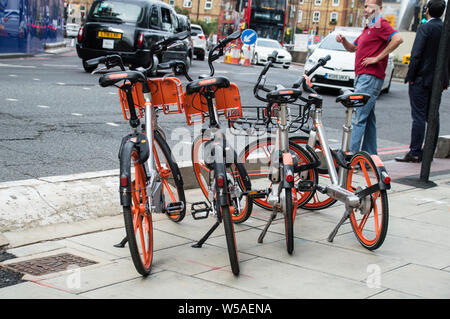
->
[241,29,257,45]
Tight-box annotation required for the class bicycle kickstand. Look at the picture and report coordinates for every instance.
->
[114,236,128,248]
[327,208,352,243]
[258,208,278,244]
[192,221,221,248]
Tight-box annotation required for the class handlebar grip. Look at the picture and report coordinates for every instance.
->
[319,55,331,65]
[86,56,106,67]
[268,50,278,63]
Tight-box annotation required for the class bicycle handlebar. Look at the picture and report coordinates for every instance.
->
[292,55,331,92]
[204,30,242,78]
[253,50,279,102]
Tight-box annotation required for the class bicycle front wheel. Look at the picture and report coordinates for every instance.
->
[346,152,389,250]
[123,149,153,276]
[221,203,240,276]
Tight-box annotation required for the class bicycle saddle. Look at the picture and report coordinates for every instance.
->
[99,70,147,87]
[336,90,370,108]
[185,76,230,95]
[266,88,303,103]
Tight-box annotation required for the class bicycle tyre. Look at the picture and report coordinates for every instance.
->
[123,149,153,276]
[240,138,317,211]
[346,151,389,250]
[289,136,338,210]
[154,130,186,222]
[221,203,240,276]
[192,133,253,224]
[284,187,295,254]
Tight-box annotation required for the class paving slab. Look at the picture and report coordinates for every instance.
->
[79,270,266,299]
[0,281,86,299]
[406,209,450,228]
[239,237,407,282]
[380,264,450,299]
[195,257,384,299]
[368,289,422,299]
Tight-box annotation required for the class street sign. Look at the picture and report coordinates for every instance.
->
[241,29,257,45]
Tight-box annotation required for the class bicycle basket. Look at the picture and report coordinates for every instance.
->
[183,82,243,125]
[118,77,184,120]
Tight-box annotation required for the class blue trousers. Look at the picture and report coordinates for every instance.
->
[350,74,384,155]
[408,78,439,157]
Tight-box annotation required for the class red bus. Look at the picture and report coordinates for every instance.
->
[218,0,288,44]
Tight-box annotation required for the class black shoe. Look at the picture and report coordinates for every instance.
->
[395,152,421,163]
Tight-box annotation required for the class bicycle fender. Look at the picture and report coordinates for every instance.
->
[282,153,295,188]
[370,155,391,191]
[119,139,135,207]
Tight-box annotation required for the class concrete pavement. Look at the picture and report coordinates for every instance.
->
[0,159,450,299]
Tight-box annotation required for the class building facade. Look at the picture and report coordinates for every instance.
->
[287,0,365,37]
[161,0,221,23]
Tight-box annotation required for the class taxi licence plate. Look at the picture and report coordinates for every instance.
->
[98,31,122,39]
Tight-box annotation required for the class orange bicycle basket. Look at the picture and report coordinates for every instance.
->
[118,77,185,120]
[183,82,242,125]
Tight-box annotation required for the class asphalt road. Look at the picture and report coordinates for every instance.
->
[1,43,449,183]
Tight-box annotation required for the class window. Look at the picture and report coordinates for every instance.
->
[149,5,160,28]
[204,16,211,23]
[313,11,320,23]
[290,5,296,18]
[298,0,304,4]
[314,0,322,6]
[169,0,175,6]
[161,7,173,31]
[332,0,339,6]
[183,0,192,8]
[205,0,212,10]
[330,12,338,23]
[297,10,302,23]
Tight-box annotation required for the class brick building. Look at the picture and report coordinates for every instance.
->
[162,0,221,23]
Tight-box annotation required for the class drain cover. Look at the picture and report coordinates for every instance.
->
[4,253,97,276]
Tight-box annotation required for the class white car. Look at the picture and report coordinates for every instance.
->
[246,38,292,69]
[190,24,207,60]
[304,29,394,94]
[65,23,80,38]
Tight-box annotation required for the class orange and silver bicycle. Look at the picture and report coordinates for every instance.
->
[86,31,190,276]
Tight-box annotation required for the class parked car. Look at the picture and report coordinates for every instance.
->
[245,38,292,69]
[304,29,395,94]
[76,0,191,73]
[190,23,207,60]
[65,23,80,37]
[176,13,193,73]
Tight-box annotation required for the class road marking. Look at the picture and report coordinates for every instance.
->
[33,78,40,81]
[37,105,50,108]
[6,98,18,102]
[0,63,36,68]
[42,64,79,68]
[106,122,119,127]
[9,74,17,77]
[71,113,83,116]
[108,92,117,95]
[57,82,65,85]
[83,87,91,90]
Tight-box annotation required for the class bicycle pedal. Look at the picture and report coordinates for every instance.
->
[165,201,185,217]
[191,201,211,220]
[296,180,315,192]
[246,189,268,199]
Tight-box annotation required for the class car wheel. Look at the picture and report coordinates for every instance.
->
[175,55,190,75]
[283,65,289,69]
[252,53,258,65]
[82,59,97,73]
[198,52,205,61]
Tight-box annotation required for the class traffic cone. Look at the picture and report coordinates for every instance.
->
[230,48,240,65]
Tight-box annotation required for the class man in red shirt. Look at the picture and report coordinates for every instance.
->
[336,0,403,155]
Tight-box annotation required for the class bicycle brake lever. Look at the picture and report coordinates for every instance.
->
[91,65,108,75]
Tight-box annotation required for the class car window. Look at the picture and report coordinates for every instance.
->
[149,5,160,28]
[90,0,144,23]
[256,39,281,49]
[319,35,357,51]
[170,10,179,32]
[160,7,173,32]
[190,26,202,36]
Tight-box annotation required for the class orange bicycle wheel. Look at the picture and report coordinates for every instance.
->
[153,130,186,222]
[346,152,389,250]
[289,136,337,210]
[192,133,253,224]
[123,149,153,276]
[240,138,317,211]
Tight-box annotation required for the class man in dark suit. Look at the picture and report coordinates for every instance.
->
[396,0,449,162]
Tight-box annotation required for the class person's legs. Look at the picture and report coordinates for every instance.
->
[409,80,429,158]
[350,74,383,154]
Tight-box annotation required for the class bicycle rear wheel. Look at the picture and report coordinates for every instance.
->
[154,130,186,222]
[284,187,295,254]
[346,152,389,250]
[192,133,253,223]
[289,136,337,210]
[240,138,317,211]
[123,149,153,276]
